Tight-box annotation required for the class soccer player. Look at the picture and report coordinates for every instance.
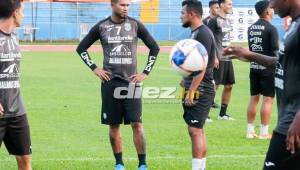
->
[246,0,279,139]
[203,1,220,26]
[224,0,300,168]
[204,0,220,111]
[0,0,32,170]
[76,0,159,170]
[180,1,216,169]
[208,0,235,120]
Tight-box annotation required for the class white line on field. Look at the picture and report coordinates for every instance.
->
[0,155,265,162]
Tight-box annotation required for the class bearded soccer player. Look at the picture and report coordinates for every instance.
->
[246,0,279,139]
[76,0,159,170]
[181,1,216,169]
[224,0,300,169]
[208,0,235,120]
[0,0,32,170]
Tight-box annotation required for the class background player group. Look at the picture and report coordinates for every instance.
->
[1,0,300,170]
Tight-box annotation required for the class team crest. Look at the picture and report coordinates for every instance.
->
[124,23,131,31]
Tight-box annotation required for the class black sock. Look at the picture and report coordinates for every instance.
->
[138,154,146,167]
[219,104,228,116]
[114,152,124,165]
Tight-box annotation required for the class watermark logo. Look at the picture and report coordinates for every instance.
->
[113,83,202,103]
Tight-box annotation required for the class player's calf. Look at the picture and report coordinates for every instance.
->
[16,155,31,170]
[131,122,147,169]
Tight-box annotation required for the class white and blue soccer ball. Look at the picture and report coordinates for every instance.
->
[169,39,208,77]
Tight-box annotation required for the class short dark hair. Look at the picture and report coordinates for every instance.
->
[182,0,203,17]
[0,0,21,19]
[255,0,270,17]
[209,0,219,8]
[218,0,226,5]
[111,0,118,3]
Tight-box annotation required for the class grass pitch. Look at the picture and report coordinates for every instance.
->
[0,51,276,170]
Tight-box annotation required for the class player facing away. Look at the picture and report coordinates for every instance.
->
[0,1,32,170]
[208,0,235,120]
[246,0,279,139]
[180,1,216,169]
[224,0,300,169]
[76,0,159,170]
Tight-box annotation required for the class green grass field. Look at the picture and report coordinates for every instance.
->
[0,51,277,170]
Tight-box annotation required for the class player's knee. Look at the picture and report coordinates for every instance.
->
[131,122,144,134]
[251,95,260,102]
[16,156,31,170]
[109,125,120,131]
[224,85,233,91]
[109,125,120,137]
[188,128,202,138]
[263,97,273,104]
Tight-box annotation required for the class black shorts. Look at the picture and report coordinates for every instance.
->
[214,60,235,85]
[0,114,31,155]
[182,88,215,129]
[250,71,275,97]
[263,131,300,170]
[101,78,142,125]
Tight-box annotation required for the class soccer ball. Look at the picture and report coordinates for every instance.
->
[169,39,208,77]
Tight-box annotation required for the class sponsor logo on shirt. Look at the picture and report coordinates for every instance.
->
[250,44,263,52]
[249,37,262,44]
[275,63,284,90]
[250,25,265,30]
[110,44,132,57]
[109,58,133,65]
[0,63,19,79]
[0,52,21,61]
[107,35,134,43]
[0,80,20,89]
[105,25,114,32]
[249,31,262,36]
[3,63,19,74]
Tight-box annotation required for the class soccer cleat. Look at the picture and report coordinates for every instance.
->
[138,165,147,170]
[206,117,213,123]
[218,114,235,120]
[246,132,258,139]
[115,164,125,170]
[258,134,272,140]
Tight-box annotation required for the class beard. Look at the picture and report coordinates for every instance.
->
[182,21,191,28]
[114,12,126,19]
[14,20,21,27]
